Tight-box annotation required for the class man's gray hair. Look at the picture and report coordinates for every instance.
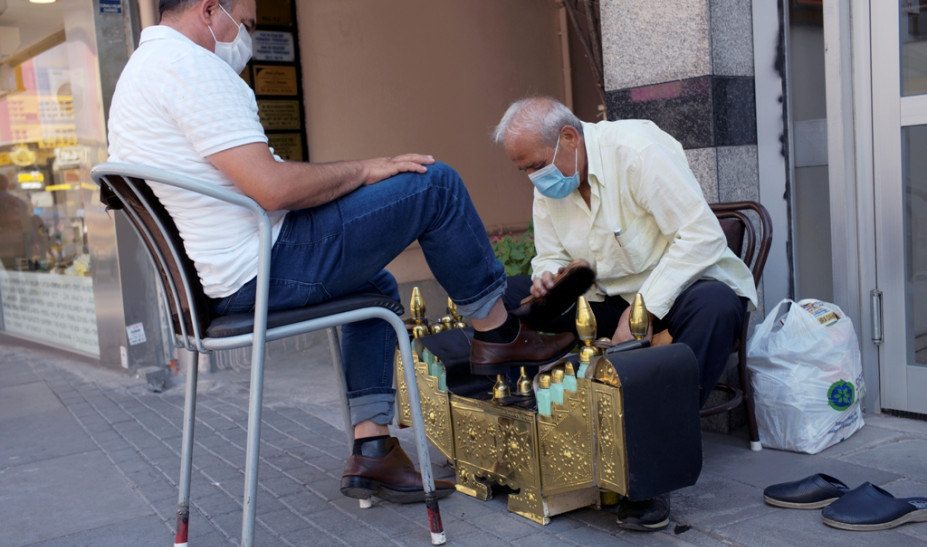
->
[492,96,583,146]
[159,0,233,17]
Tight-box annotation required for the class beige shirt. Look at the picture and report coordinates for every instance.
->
[530,120,758,319]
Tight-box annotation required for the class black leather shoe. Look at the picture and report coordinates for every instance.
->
[511,259,595,329]
[341,437,455,503]
[616,494,670,531]
[763,473,851,509]
[469,322,575,375]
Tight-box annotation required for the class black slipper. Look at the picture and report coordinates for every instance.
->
[822,482,927,531]
[763,473,851,509]
[511,259,595,329]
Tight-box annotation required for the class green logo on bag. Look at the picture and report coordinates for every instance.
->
[828,380,855,411]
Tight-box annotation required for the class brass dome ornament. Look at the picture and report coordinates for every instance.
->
[628,293,649,341]
[409,287,429,339]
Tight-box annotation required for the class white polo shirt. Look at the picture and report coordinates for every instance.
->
[107,25,286,299]
[531,120,758,319]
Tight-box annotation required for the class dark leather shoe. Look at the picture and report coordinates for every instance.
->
[511,259,595,329]
[340,437,455,503]
[763,473,851,509]
[469,322,575,375]
[616,494,670,531]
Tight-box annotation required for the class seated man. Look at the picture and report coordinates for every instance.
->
[493,96,758,530]
[106,0,574,504]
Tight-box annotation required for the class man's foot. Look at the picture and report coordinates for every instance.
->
[512,258,595,329]
[469,322,575,375]
[616,494,670,531]
[340,437,455,503]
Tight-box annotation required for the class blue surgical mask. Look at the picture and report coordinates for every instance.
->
[208,4,253,74]
[528,136,579,199]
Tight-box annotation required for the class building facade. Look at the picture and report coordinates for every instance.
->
[0,0,923,417]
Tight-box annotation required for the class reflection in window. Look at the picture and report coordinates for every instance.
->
[901,0,927,96]
[902,126,927,365]
[1,40,92,276]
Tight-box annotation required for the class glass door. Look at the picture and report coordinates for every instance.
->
[871,1,927,414]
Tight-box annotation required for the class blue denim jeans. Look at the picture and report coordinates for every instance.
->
[212,162,506,426]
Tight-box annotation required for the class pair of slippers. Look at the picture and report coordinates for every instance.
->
[764,473,927,531]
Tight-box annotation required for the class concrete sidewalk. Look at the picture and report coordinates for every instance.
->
[2,338,926,546]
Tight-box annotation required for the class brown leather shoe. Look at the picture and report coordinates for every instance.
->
[341,437,455,503]
[469,322,575,375]
[511,259,595,329]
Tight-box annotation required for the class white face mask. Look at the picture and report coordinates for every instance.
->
[208,4,253,74]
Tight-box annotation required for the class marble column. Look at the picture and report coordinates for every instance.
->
[599,0,758,203]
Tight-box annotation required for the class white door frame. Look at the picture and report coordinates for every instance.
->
[869,0,927,414]
[822,0,881,412]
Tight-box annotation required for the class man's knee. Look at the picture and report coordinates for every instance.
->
[368,269,400,300]
[686,280,743,317]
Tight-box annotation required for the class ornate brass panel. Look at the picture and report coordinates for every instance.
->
[591,379,629,494]
[395,345,454,460]
[450,395,546,522]
[537,381,596,496]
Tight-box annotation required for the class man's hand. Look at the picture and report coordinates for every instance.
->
[612,306,654,344]
[529,267,563,299]
[361,154,435,185]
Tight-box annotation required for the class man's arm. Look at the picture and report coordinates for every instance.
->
[208,142,435,211]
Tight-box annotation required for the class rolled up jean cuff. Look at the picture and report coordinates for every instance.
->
[455,279,507,320]
[348,392,395,426]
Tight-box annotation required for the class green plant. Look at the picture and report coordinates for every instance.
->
[490,223,536,277]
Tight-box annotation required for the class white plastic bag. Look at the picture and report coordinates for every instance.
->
[746,299,865,454]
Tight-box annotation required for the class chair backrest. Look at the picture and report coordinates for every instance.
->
[709,201,773,287]
[95,172,213,341]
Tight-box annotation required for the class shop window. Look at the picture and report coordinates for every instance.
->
[0,1,105,356]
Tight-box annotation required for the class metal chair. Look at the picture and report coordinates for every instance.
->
[90,163,446,546]
[699,201,773,451]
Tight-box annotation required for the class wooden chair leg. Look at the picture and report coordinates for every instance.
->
[737,345,762,451]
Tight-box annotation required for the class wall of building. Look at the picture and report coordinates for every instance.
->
[599,0,766,308]
[296,0,571,282]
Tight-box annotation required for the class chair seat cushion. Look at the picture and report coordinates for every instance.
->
[206,293,405,338]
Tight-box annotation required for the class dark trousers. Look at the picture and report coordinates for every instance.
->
[503,277,747,407]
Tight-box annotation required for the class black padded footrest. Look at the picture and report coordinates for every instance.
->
[206,293,404,338]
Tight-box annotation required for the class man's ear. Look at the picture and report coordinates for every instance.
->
[560,125,580,149]
[197,0,221,26]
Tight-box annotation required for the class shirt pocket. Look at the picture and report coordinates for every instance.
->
[613,216,665,274]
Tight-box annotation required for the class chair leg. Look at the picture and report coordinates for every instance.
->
[241,338,269,547]
[327,327,356,452]
[327,327,373,509]
[175,351,199,547]
[737,347,762,451]
[390,315,446,545]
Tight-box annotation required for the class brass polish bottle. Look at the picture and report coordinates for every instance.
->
[550,365,565,406]
[536,372,552,416]
[562,360,577,392]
